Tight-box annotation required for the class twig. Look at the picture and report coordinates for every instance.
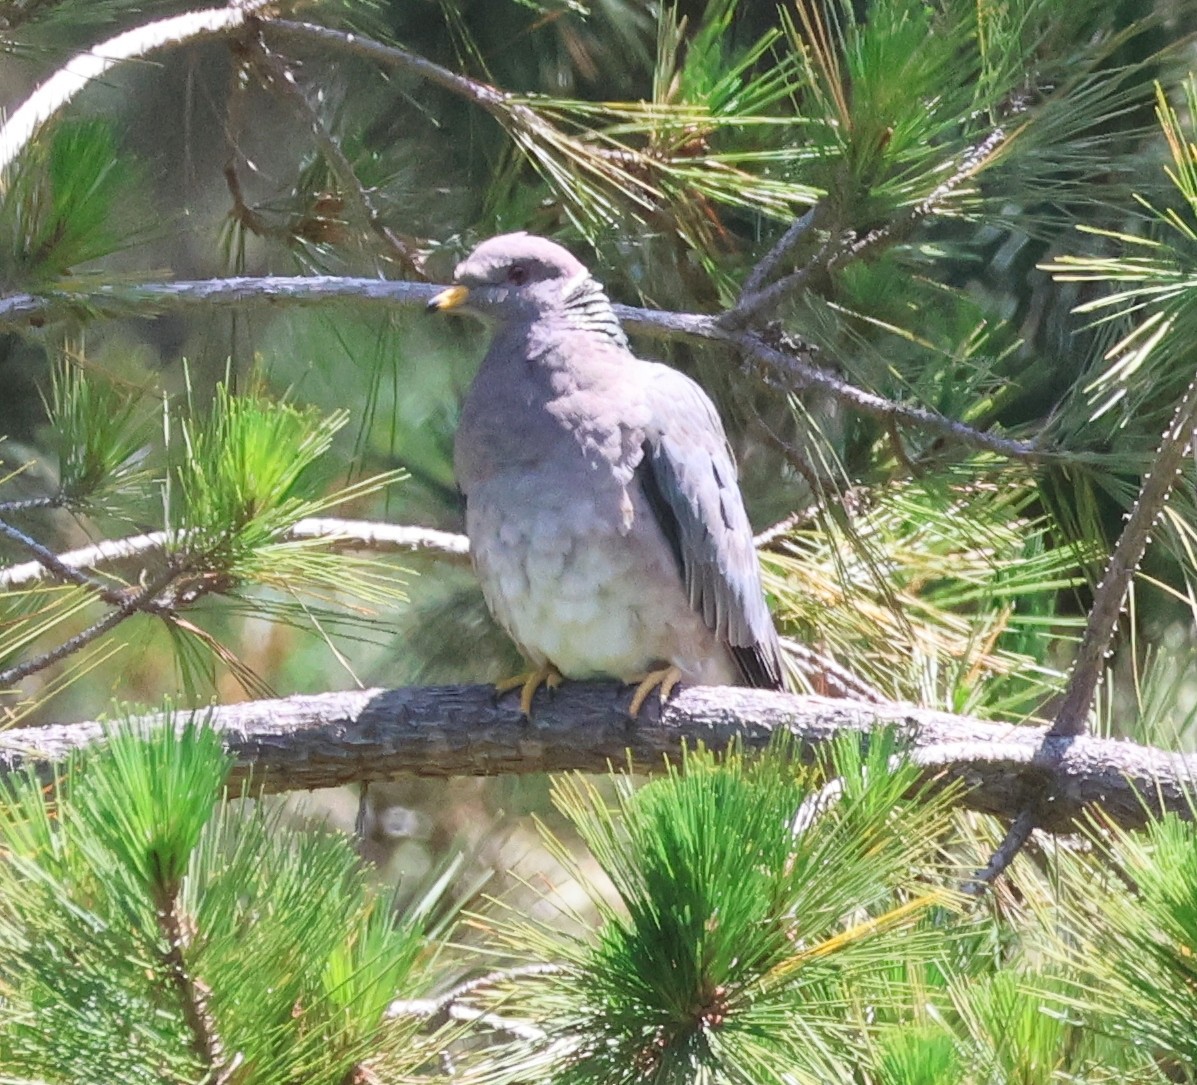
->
[783,639,886,704]
[722,127,1009,331]
[960,807,1037,896]
[885,416,920,475]
[239,27,427,276]
[263,19,511,117]
[987,344,1197,874]
[387,998,545,1042]
[222,63,283,243]
[753,490,871,550]
[0,0,275,175]
[724,327,1042,461]
[1050,369,1197,737]
[721,222,837,330]
[387,963,562,1041]
[0,517,125,603]
[826,126,1010,276]
[0,517,471,591]
[418,964,565,1008]
[5,685,1197,833]
[154,882,232,1082]
[741,204,822,297]
[0,564,180,687]
[753,505,822,549]
[0,497,64,513]
[790,774,846,835]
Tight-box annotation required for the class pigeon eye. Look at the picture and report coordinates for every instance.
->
[506,264,529,286]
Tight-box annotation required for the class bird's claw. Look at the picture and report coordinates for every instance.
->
[495,663,563,718]
[627,665,683,717]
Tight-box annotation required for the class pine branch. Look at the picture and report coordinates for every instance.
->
[960,807,1037,896]
[0,563,180,686]
[717,326,1040,462]
[1051,369,1197,737]
[0,0,274,174]
[949,364,1197,891]
[0,517,471,591]
[0,277,1044,463]
[264,19,513,117]
[0,516,126,602]
[740,204,823,298]
[3,684,1194,833]
[723,129,1009,330]
[0,497,65,513]
[154,881,231,1082]
[0,509,870,591]
[783,641,886,703]
[237,25,427,276]
[387,964,562,1041]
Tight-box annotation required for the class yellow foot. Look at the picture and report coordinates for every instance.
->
[627,665,684,717]
[495,663,564,717]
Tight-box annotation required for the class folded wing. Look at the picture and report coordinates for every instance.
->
[636,366,784,690]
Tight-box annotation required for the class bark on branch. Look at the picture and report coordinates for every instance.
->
[0,278,1041,463]
[3,683,1192,833]
[0,518,470,591]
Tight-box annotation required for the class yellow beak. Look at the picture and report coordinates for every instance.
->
[427,284,470,312]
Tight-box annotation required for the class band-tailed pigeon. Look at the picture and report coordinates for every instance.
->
[428,233,783,714]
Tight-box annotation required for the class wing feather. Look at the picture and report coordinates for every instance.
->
[636,367,783,690]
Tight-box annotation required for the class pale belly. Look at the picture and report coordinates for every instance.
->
[466,475,737,685]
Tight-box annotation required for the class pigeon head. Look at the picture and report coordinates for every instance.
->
[427,233,595,322]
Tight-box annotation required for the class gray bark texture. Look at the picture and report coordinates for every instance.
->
[2,683,1192,832]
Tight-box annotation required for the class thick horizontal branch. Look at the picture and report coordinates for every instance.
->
[3,684,1192,833]
[0,277,1041,462]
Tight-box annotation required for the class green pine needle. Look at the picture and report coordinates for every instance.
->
[0,119,137,289]
[476,735,963,1084]
[0,715,453,1083]
[46,358,153,506]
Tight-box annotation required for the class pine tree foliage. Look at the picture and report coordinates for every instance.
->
[0,719,454,1084]
[0,362,406,715]
[6,0,1197,1081]
[1060,806,1197,1077]
[0,119,135,291]
[472,735,962,1084]
[418,742,1184,1083]
[764,474,1089,714]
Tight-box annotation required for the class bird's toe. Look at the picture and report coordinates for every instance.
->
[627,665,684,718]
[495,663,564,718]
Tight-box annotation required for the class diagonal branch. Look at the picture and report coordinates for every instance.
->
[238,25,428,276]
[1051,368,1197,737]
[723,128,1010,330]
[0,517,127,602]
[263,19,511,117]
[960,368,1197,889]
[0,564,181,687]
[709,326,1041,462]
[740,204,823,299]
[387,964,562,1041]
[4,684,1195,833]
[961,807,1038,896]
